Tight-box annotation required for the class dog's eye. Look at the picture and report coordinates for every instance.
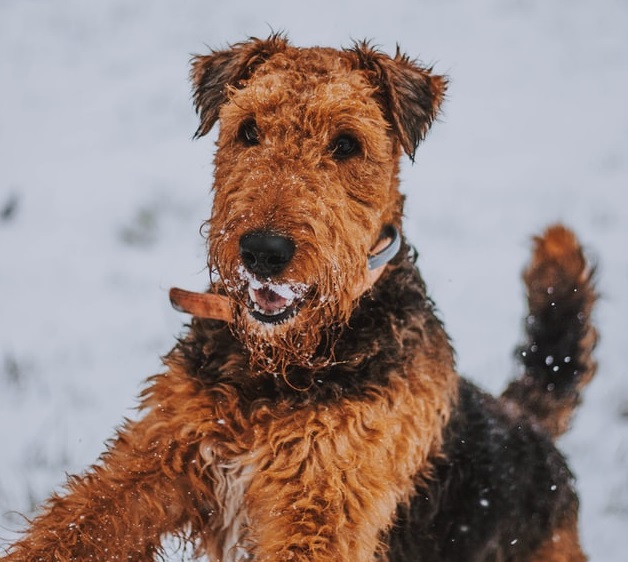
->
[330,134,360,160]
[238,119,260,146]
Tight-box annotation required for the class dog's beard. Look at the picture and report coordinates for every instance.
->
[221,268,364,377]
[233,303,330,376]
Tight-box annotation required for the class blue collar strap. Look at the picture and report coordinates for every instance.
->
[367,225,401,271]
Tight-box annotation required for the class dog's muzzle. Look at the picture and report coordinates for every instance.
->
[236,231,305,324]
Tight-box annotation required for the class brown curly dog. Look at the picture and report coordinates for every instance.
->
[2,35,597,562]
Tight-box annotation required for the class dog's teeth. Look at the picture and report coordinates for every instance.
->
[252,300,287,316]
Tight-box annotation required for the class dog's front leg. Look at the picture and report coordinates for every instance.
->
[1,410,197,561]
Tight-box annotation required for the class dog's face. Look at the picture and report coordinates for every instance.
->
[191,35,445,373]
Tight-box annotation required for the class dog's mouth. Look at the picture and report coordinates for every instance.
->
[247,284,300,324]
[242,272,308,325]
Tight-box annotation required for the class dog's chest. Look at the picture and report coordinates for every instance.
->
[199,440,255,560]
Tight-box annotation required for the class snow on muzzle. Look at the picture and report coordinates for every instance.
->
[243,271,308,325]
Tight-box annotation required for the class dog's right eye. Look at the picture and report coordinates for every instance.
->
[330,134,361,160]
[238,119,260,146]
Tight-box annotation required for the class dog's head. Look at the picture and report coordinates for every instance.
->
[191,34,446,373]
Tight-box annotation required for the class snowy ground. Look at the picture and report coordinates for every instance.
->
[1,0,626,559]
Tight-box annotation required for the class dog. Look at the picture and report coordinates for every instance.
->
[1,34,597,561]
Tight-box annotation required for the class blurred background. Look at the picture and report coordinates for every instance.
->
[1,0,626,559]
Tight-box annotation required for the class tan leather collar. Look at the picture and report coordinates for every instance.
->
[169,286,233,322]
[169,227,400,322]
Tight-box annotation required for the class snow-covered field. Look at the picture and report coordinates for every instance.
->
[1,0,626,559]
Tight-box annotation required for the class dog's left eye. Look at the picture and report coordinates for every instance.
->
[238,119,260,146]
[330,134,361,160]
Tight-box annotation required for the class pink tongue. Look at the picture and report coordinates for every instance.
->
[252,287,288,314]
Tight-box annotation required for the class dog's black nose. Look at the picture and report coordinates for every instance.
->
[239,232,295,277]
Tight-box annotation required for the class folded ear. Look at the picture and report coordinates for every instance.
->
[190,34,289,138]
[350,42,447,161]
